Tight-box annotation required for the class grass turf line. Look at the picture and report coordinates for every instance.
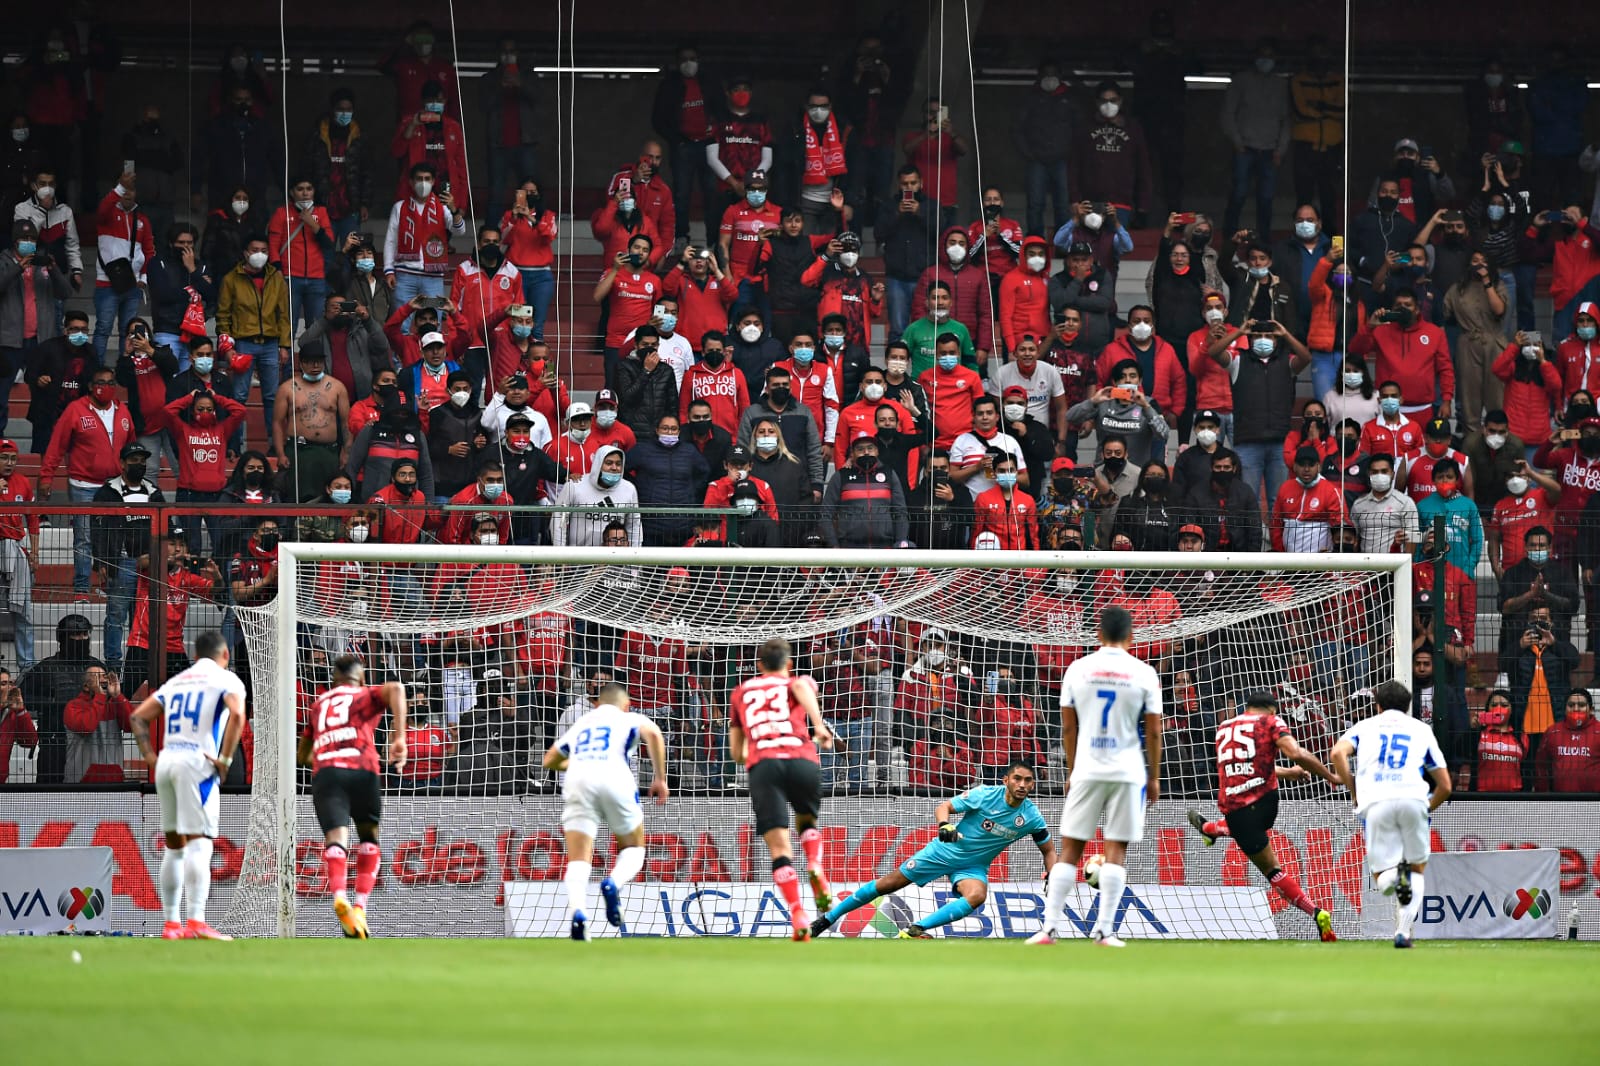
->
[2,938,1595,1065]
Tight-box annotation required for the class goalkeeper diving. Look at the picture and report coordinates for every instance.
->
[809,761,1056,938]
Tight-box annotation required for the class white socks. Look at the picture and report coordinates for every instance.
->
[565,860,592,919]
[1094,863,1127,939]
[159,848,184,922]
[1045,862,1076,932]
[182,838,214,922]
[610,847,646,887]
[1398,872,1424,938]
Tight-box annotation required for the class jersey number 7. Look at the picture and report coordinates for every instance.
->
[1096,689,1116,730]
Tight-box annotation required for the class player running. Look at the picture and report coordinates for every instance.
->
[728,638,835,941]
[1030,606,1160,948]
[299,654,408,939]
[130,632,247,941]
[1185,689,1342,941]
[810,761,1055,939]
[541,682,669,941]
[1330,680,1452,948]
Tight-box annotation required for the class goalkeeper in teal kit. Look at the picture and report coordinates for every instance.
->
[810,761,1058,938]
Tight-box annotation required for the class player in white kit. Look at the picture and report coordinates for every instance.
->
[129,632,247,941]
[541,682,669,941]
[1030,606,1162,948]
[1330,680,1452,948]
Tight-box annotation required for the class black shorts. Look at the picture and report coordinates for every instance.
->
[747,758,822,835]
[1223,790,1280,857]
[312,767,383,835]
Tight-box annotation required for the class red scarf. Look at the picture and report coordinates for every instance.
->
[803,114,846,184]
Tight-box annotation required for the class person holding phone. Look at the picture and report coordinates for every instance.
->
[382,161,467,328]
[902,97,967,231]
[1064,358,1170,468]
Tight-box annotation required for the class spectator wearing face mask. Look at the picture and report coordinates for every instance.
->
[0,221,70,430]
[704,444,778,524]
[771,329,840,448]
[426,370,488,499]
[193,87,281,214]
[1097,305,1186,431]
[1000,236,1054,355]
[1349,453,1417,554]
[1309,239,1371,408]
[903,280,977,378]
[1535,689,1600,792]
[1072,81,1152,232]
[1221,42,1290,241]
[651,47,721,249]
[1048,241,1117,356]
[367,459,438,545]
[13,168,82,289]
[914,228,994,366]
[497,413,567,544]
[969,452,1038,550]
[1013,61,1075,239]
[479,41,540,221]
[587,389,636,454]
[664,245,740,355]
[300,295,391,403]
[822,431,908,549]
[392,81,469,210]
[146,387,249,542]
[903,97,967,231]
[627,413,710,546]
[1271,445,1348,552]
[438,461,511,546]
[92,175,156,364]
[1471,689,1524,793]
[1499,525,1580,662]
[739,366,825,491]
[266,177,335,333]
[380,21,456,120]
[1280,400,1337,473]
[1510,605,1578,775]
[549,445,642,548]
[1398,418,1474,504]
[305,88,372,246]
[1552,303,1600,401]
[1464,409,1527,517]
[1186,294,1241,444]
[450,225,524,346]
[1523,204,1600,344]
[1149,226,1206,356]
[1414,459,1483,582]
[1533,416,1600,558]
[678,333,748,435]
[382,162,468,319]
[1172,410,1229,498]
[877,166,937,340]
[1492,459,1560,579]
[1052,201,1135,292]
[798,231,882,353]
[682,398,733,489]
[1177,451,1260,553]
[1066,358,1169,468]
[39,367,134,594]
[346,383,433,503]
[1110,461,1175,551]
[1348,289,1452,419]
[593,236,663,390]
[835,368,912,470]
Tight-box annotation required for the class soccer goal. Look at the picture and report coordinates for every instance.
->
[224,545,1411,939]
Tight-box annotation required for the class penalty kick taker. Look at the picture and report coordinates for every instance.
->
[809,761,1055,938]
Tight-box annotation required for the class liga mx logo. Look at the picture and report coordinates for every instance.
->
[1501,887,1550,921]
[57,886,104,921]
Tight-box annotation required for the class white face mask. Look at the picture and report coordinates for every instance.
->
[838,251,860,269]
[35,184,55,202]
[1196,428,1218,447]
[886,359,908,376]
[1129,322,1153,341]
[413,180,433,199]
[1522,346,1541,361]
[739,324,762,343]
[479,532,499,546]
[1203,308,1225,325]
[730,467,748,482]
[755,435,779,453]
[450,390,471,407]
[569,426,590,443]
[1026,255,1046,272]
[1343,371,1365,388]
[247,251,269,270]
[1098,100,1119,118]
[348,525,370,544]
[595,409,618,428]
[1003,403,1027,422]
[1485,433,1508,450]
[1040,76,1061,92]
[1084,212,1105,231]
[294,198,314,211]
[679,60,699,78]
[1506,476,1529,495]
[946,244,967,263]
[808,107,831,124]
[930,307,949,321]
[863,383,885,401]
[1294,220,1319,240]
[924,648,946,668]
[231,199,249,216]
[1368,472,1392,493]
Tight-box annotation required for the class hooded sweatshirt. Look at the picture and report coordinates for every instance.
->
[999,238,1053,351]
[549,444,642,547]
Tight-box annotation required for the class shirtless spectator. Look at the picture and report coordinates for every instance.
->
[272,346,351,503]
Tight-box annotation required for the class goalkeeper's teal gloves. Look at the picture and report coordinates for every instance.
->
[938,823,962,843]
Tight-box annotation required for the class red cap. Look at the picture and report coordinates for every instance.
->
[1002,385,1028,400]
[1178,523,1205,538]
[1050,457,1075,474]
[0,440,16,454]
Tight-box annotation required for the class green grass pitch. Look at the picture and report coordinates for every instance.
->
[3,938,1595,1065]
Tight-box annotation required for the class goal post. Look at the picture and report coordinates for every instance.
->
[226,545,1412,939]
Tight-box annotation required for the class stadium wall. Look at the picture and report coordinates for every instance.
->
[3,798,1594,938]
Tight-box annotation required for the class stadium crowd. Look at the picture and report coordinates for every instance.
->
[2,19,1600,798]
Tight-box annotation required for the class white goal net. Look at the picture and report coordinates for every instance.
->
[225,546,1410,939]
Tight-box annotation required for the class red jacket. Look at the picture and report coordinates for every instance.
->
[606,166,677,245]
[544,433,603,484]
[149,393,251,492]
[498,208,558,269]
[1536,715,1600,792]
[704,474,779,522]
[1553,324,1600,400]
[267,204,335,280]
[1187,326,1241,413]
[41,397,135,490]
[1531,439,1600,542]
[1348,320,1454,409]
[968,214,1023,278]
[1543,221,1600,308]
[912,231,997,353]
[599,267,664,349]
[908,739,976,791]
[1358,414,1424,460]
[64,691,133,784]
[385,302,468,371]
[1270,476,1349,551]
[971,486,1040,549]
[0,707,38,784]
[450,261,525,348]
[772,355,841,445]
[386,55,459,119]
[834,398,915,472]
[390,115,470,202]
[441,484,515,545]
[662,269,738,352]
[93,187,155,287]
[368,482,440,543]
[1493,342,1563,446]
[0,472,39,542]
[1412,559,1477,646]
[998,241,1053,351]
[679,361,749,435]
[1096,336,1187,417]
[593,200,663,266]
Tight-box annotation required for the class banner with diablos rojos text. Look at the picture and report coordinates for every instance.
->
[1,796,1596,938]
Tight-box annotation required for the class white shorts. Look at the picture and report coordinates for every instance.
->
[156,750,221,837]
[1362,798,1430,873]
[1059,778,1146,844]
[560,773,644,840]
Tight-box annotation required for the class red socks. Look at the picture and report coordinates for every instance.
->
[354,842,381,907]
[1268,867,1318,916]
[323,844,348,897]
[1204,819,1231,838]
[772,860,805,923]
[800,828,831,896]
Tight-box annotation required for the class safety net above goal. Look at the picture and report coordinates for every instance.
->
[227,546,1409,939]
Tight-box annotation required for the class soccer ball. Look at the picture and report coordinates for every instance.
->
[1082,853,1105,889]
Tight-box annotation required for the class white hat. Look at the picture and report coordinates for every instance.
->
[973,532,1003,550]
[922,626,948,644]
[420,331,446,349]
[566,401,594,420]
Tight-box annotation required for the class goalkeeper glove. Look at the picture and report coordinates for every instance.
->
[937,823,962,843]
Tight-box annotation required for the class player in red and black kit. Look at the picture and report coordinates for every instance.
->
[1186,689,1343,941]
[728,637,835,940]
[298,654,409,939]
